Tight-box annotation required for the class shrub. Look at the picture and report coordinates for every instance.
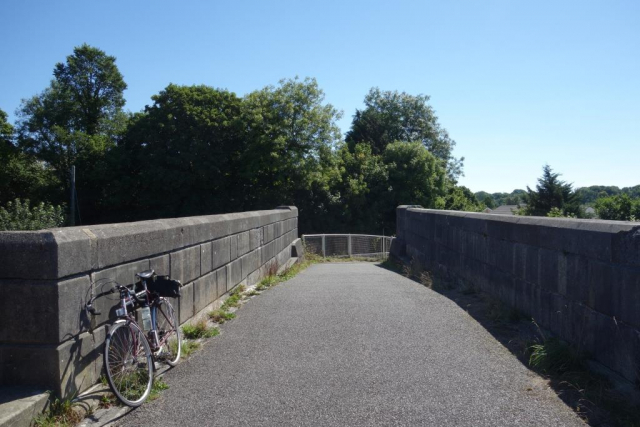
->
[0,198,65,230]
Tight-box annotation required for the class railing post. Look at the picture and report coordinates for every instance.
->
[348,234,352,257]
[322,234,326,258]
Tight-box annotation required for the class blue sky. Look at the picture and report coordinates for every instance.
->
[1,0,638,193]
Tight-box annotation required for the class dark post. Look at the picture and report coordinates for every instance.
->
[70,165,76,226]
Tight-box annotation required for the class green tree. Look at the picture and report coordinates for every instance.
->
[334,141,447,234]
[482,195,496,209]
[345,88,463,180]
[107,84,246,222]
[241,77,342,209]
[522,165,580,217]
[17,44,127,221]
[437,185,483,212]
[240,77,343,234]
[594,194,640,221]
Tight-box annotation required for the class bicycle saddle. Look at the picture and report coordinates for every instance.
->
[136,269,155,280]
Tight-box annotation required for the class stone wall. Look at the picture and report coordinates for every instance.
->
[0,207,301,396]
[392,206,640,384]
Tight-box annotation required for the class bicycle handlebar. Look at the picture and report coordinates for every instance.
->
[85,282,147,316]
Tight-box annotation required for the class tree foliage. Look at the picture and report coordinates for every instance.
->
[3,45,481,231]
[16,44,127,221]
[521,165,580,217]
[346,88,463,180]
[595,194,640,221]
[107,84,246,222]
[0,109,60,205]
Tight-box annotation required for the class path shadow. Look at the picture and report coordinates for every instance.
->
[375,260,639,427]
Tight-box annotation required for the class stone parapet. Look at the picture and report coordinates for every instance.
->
[0,207,299,396]
[393,206,640,384]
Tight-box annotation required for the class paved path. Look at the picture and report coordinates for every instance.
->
[121,263,584,427]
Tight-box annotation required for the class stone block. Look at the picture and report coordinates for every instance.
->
[89,219,181,270]
[92,259,151,289]
[241,249,260,279]
[57,275,93,342]
[200,242,212,275]
[0,232,58,280]
[565,254,589,303]
[57,327,105,397]
[612,226,640,266]
[247,269,262,286]
[194,272,216,314]
[538,248,560,292]
[261,240,276,264]
[0,326,105,397]
[263,224,275,243]
[226,259,242,291]
[1,344,59,391]
[215,267,227,298]
[230,233,238,261]
[170,246,201,284]
[0,279,59,344]
[150,254,170,276]
[292,238,303,258]
[179,282,194,324]
[250,228,261,251]
[212,237,231,270]
[587,260,614,316]
[237,231,250,257]
[0,229,95,280]
[617,266,640,327]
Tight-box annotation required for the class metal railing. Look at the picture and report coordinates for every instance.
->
[302,234,394,260]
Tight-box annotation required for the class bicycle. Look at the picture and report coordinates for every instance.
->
[86,269,182,406]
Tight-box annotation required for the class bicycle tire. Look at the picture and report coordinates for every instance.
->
[104,320,153,407]
[155,298,181,366]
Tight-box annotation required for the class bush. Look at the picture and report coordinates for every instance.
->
[0,198,66,231]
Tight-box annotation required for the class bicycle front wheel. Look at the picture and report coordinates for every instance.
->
[155,298,181,366]
[104,320,153,407]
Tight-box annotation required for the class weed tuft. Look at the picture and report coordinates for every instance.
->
[528,338,585,375]
[181,340,201,357]
[34,394,82,427]
[221,293,242,310]
[256,275,278,291]
[208,309,236,324]
[98,394,117,409]
[148,377,169,401]
[182,319,219,339]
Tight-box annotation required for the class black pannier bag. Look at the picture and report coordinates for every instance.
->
[148,275,182,298]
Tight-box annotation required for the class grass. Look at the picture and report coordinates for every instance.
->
[208,309,236,324]
[34,394,82,427]
[181,340,201,357]
[148,377,169,401]
[182,319,219,339]
[255,275,279,291]
[523,324,640,426]
[98,394,117,409]
[529,338,585,375]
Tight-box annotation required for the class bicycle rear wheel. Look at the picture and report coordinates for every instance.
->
[104,320,153,407]
[155,298,181,366]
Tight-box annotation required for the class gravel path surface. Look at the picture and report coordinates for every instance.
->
[120,263,584,427]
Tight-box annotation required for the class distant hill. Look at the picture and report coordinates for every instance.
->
[475,185,640,208]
